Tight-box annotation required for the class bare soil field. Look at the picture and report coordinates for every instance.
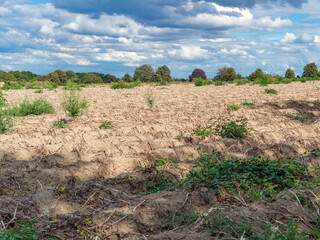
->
[0,82,320,239]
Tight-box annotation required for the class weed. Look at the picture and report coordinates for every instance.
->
[0,220,38,239]
[227,104,240,111]
[63,82,83,91]
[61,91,88,118]
[182,154,308,198]
[214,81,225,86]
[265,88,278,94]
[310,149,320,157]
[177,133,183,142]
[34,89,43,94]
[144,170,175,194]
[0,91,7,108]
[6,98,55,116]
[193,78,213,86]
[52,121,67,129]
[236,79,247,85]
[167,210,200,228]
[193,116,252,139]
[155,158,178,167]
[144,89,156,108]
[242,102,255,106]
[0,91,12,134]
[290,115,310,122]
[99,121,113,129]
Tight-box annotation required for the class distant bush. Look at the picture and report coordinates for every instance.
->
[61,91,88,118]
[111,80,141,89]
[236,79,247,85]
[193,77,213,86]
[122,73,134,83]
[214,81,225,86]
[7,98,55,117]
[248,68,264,81]
[63,82,83,91]
[81,73,103,84]
[253,75,273,86]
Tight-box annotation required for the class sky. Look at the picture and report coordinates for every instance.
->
[0,0,320,78]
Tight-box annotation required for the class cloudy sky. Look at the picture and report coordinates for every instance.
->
[0,0,320,78]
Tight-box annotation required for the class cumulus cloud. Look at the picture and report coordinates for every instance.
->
[280,33,296,43]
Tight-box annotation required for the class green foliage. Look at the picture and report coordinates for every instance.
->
[0,91,13,134]
[144,89,156,108]
[0,91,7,108]
[285,68,295,79]
[183,154,308,198]
[214,66,237,82]
[227,104,240,111]
[253,75,274,86]
[81,73,103,84]
[158,78,168,86]
[248,68,264,81]
[167,210,200,228]
[133,64,155,82]
[122,73,133,83]
[63,82,83,91]
[265,88,278,94]
[155,158,178,167]
[207,211,310,240]
[7,98,55,116]
[52,121,67,129]
[193,116,252,139]
[236,79,247,85]
[242,102,254,106]
[0,220,38,239]
[50,69,67,85]
[34,89,42,94]
[111,80,141,89]
[310,149,320,157]
[0,71,17,83]
[143,170,175,195]
[290,115,310,122]
[156,65,172,82]
[1,83,11,90]
[302,62,319,78]
[214,81,225,86]
[99,121,113,129]
[193,78,213,86]
[61,91,88,118]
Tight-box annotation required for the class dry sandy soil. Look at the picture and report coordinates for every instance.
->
[0,82,320,239]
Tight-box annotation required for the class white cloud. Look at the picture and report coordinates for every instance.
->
[169,46,209,60]
[280,33,296,43]
[95,49,147,62]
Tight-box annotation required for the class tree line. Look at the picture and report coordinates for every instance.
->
[0,62,319,89]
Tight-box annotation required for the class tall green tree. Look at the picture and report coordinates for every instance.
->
[133,64,154,82]
[81,73,103,84]
[156,65,172,82]
[285,68,295,79]
[302,62,319,78]
[122,73,133,83]
[214,66,237,82]
[248,68,264,81]
[0,71,17,82]
[50,69,67,85]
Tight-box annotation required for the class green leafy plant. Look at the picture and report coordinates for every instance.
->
[143,170,175,194]
[144,89,156,108]
[6,98,55,116]
[242,102,254,106]
[63,82,83,91]
[34,89,43,93]
[99,121,113,129]
[155,158,178,167]
[111,80,141,89]
[227,104,240,111]
[0,91,13,134]
[310,149,320,157]
[61,91,88,118]
[0,220,38,239]
[194,116,252,139]
[52,121,67,129]
[290,114,310,122]
[182,154,308,199]
[265,88,278,94]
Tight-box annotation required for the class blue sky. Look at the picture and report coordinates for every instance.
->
[0,0,320,78]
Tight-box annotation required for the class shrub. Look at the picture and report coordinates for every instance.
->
[61,91,88,118]
[111,80,141,89]
[99,121,113,129]
[253,75,273,86]
[122,73,134,83]
[52,121,68,129]
[7,98,55,116]
[193,116,252,139]
[183,154,308,198]
[236,79,247,85]
[265,88,278,94]
[290,115,310,122]
[227,104,240,111]
[144,89,156,108]
[63,82,83,91]
[214,81,225,86]
[0,220,38,239]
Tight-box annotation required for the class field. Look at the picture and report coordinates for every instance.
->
[0,82,320,239]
